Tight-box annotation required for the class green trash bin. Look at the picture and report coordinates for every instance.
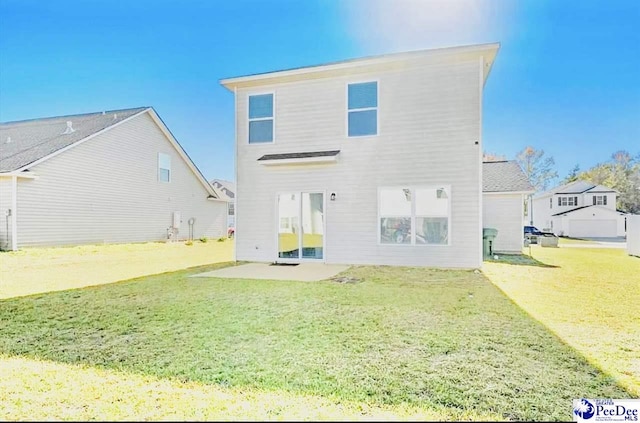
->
[483,228,499,257]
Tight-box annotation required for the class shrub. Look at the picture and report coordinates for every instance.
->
[217,237,226,242]
[199,237,208,243]
[185,240,193,246]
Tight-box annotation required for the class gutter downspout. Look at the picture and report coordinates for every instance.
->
[233,86,238,264]
[11,175,17,251]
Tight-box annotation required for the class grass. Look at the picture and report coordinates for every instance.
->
[0,261,632,421]
[0,240,232,299]
[484,246,640,397]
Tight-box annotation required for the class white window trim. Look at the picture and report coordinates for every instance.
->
[158,152,171,183]
[377,185,452,247]
[595,195,605,205]
[346,80,379,138]
[273,191,327,263]
[247,91,276,144]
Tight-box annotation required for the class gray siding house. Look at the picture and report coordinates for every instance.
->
[221,43,502,268]
[0,107,227,250]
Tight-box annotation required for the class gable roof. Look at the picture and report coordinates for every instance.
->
[534,180,618,198]
[482,161,535,193]
[0,107,222,199]
[220,42,500,90]
[0,107,147,172]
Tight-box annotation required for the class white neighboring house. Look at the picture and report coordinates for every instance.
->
[221,43,501,268]
[210,179,235,231]
[482,161,535,253]
[532,180,627,238]
[0,107,228,250]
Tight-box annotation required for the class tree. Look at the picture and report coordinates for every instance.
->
[516,146,558,191]
[578,150,640,213]
[562,164,581,184]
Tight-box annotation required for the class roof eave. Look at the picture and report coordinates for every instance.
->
[220,42,500,91]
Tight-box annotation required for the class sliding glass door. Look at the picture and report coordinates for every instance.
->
[277,192,324,260]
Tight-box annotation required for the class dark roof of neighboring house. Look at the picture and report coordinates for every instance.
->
[551,205,593,216]
[482,161,535,193]
[552,205,626,216]
[535,180,618,198]
[210,179,235,199]
[0,107,148,172]
[257,150,341,161]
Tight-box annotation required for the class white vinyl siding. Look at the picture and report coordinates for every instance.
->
[0,178,12,250]
[483,193,524,253]
[13,113,227,247]
[235,54,482,268]
[248,93,274,143]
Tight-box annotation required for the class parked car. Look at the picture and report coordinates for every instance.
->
[524,226,543,236]
[524,225,558,246]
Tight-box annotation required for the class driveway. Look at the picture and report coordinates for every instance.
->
[560,237,627,249]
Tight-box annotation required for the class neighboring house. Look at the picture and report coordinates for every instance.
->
[210,179,235,230]
[0,107,227,250]
[532,180,627,238]
[482,161,535,253]
[221,43,500,268]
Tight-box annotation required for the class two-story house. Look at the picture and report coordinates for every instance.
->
[221,43,500,268]
[532,180,626,238]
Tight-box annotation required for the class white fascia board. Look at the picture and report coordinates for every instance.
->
[145,109,224,201]
[221,42,500,90]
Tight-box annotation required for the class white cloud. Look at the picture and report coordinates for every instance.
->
[343,0,513,53]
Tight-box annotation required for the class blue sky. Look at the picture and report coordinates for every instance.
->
[1,0,638,183]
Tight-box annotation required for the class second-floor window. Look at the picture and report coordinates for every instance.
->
[158,153,171,183]
[593,195,607,205]
[248,93,274,143]
[348,81,377,137]
[558,196,577,206]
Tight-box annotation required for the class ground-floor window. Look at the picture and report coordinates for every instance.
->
[379,186,450,245]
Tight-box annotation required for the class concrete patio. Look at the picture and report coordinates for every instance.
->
[189,262,351,282]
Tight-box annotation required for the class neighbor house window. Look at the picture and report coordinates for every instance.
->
[348,81,377,136]
[379,186,450,245]
[158,153,171,182]
[593,195,607,205]
[248,93,274,143]
[558,196,577,206]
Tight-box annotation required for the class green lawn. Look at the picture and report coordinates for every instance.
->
[484,246,640,397]
[0,260,633,421]
[0,240,233,299]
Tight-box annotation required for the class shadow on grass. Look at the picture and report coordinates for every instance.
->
[484,253,559,268]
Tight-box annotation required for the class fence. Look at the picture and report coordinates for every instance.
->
[627,215,640,257]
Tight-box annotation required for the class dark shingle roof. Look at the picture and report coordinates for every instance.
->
[0,107,149,172]
[257,150,340,161]
[482,161,535,193]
